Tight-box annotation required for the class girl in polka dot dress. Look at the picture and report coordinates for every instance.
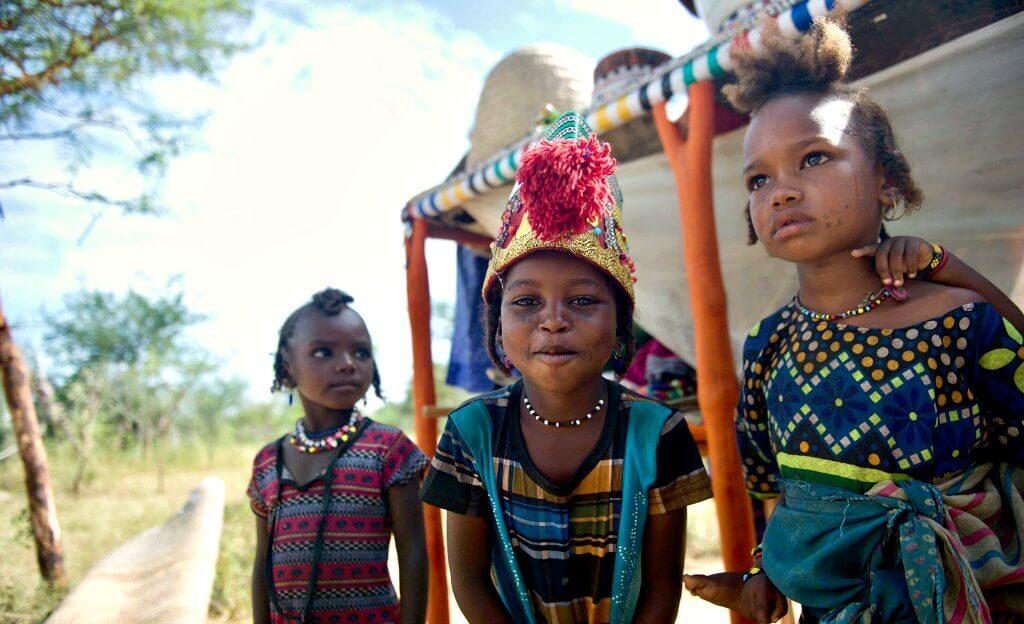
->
[684,16,1024,624]
[249,289,429,624]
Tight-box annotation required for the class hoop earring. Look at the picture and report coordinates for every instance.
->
[612,341,625,360]
[882,195,907,222]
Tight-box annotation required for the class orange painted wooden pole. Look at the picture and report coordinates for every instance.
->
[405,218,450,624]
[652,83,755,623]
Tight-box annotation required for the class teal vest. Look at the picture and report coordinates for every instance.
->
[448,393,671,624]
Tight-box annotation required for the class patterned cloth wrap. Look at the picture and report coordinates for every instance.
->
[764,464,1024,623]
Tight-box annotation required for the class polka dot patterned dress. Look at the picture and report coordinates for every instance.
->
[737,301,1024,497]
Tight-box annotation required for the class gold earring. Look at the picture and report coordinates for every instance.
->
[882,195,907,222]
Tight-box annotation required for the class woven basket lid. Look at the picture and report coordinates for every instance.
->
[466,44,593,170]
[593,47,672,107]
[593,47,671,163]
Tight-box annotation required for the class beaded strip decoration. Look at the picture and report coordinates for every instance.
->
[921,243,948,277]
[523,393,605,428]
[289,412,363,454]
[796,284,909,322]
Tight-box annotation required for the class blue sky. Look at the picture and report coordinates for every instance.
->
[0,0,708,408]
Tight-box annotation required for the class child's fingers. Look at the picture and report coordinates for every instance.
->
[771,594,789,622]
[850,243,879,258]
[683,572,744,607]
[755,601,772,624]
[887,237,908,286]
[909,238,930,277]
[874,242,893,284]
[682,574,705,595]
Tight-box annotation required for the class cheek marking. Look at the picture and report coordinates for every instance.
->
[822,207,844,229]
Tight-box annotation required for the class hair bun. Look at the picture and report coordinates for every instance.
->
[724,15,854,114]
[311,288,353,315]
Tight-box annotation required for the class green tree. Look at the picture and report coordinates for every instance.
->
[43,282,203,382]
[0,0,252,216]
[41,285,220,492]
[186,376,247,465]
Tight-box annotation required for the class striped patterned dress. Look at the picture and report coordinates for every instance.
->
[420,381,712,624]
[249,419,428,624]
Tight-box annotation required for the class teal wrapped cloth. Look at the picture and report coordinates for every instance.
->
[763,464,1024,623]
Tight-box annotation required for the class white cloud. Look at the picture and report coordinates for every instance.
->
[555,0,709,56]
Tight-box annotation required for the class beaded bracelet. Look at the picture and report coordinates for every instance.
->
[742,566,765,582]
[919,243,948,278]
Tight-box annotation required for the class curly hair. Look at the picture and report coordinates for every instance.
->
[482,275,636,379]
[271,288,383,399]
[727,16,924,244]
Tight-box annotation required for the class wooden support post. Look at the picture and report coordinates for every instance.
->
[405,219,450,624]
[0,294,67,587]
[652,83,755,623]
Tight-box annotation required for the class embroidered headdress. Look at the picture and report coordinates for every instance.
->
[482,111,636,301]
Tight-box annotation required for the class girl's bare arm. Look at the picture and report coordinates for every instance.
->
[633,507,686,623]
[446,511,514,623]
[252,515,271,624]
[388,479,428,624]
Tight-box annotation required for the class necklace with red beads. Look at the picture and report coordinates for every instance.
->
[796,284,909,322]
[289,411,363,454]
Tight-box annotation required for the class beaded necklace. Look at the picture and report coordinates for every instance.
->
[796,284,908,322]
[523,392,605,428]
[289,412,363,454]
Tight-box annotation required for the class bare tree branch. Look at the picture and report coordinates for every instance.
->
[0,116,149,154]
[0,177,155,215]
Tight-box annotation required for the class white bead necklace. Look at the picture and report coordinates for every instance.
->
[522,392,605,428]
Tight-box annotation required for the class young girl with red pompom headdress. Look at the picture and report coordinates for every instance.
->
[420,112,712,624]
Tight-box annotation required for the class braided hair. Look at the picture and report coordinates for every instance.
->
[271,288,383,399]
[728,16,924,244]
[482,274,636,378]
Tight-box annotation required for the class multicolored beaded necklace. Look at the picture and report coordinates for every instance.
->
[289,411,363,454]
[796,284,909,322]
[523,392,605,428]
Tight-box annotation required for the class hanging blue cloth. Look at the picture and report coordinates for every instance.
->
[446,244,495,392]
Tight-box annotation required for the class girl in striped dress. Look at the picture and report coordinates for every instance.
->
[421,112,713,624]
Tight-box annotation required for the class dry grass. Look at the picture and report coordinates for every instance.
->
[0,441,735,624]
[0,442,259,624]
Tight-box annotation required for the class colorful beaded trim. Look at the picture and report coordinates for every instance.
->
[742,566,765,583]
[796,284,908,322]
[921,243,948,277]
[289,412,363,454]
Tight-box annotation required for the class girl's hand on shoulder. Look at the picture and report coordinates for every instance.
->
[851,236,933,288]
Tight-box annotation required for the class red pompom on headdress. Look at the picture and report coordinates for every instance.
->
[515,134,617,242]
